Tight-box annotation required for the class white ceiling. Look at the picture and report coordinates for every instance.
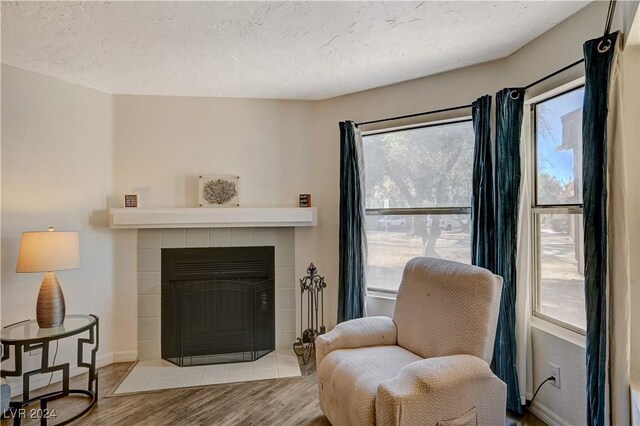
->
[1,1,590,100]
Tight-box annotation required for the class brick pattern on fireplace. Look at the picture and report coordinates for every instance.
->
[137,227,296,360]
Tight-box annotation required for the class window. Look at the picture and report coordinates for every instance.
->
[532,86,586,333]
[363,120,474,293]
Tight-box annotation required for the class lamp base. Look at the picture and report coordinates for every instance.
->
[36,272,66,328]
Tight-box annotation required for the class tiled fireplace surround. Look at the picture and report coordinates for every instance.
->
[136,227,296,360]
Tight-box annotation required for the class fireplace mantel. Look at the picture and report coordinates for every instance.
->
[109,207,317,229]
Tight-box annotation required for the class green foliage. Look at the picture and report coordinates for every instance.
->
[363,123,474,208]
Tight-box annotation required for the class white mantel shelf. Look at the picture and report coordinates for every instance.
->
[109,207,317,229]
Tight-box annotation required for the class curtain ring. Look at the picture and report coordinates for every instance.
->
[597,38,612,53]
[509,90,520,100]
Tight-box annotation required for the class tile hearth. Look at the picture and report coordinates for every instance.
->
[114,350,302,394]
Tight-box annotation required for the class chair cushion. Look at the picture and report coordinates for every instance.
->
[317,345,422,426]
[393,257,502,363]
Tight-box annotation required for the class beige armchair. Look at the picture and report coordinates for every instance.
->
[316,257,506,426]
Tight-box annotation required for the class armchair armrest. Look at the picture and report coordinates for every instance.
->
[376,354,506,425]
[315,316,397,368]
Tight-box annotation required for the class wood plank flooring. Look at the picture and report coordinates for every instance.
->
[2,361,545,425]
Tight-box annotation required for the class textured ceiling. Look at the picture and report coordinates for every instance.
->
[1,1,590,100]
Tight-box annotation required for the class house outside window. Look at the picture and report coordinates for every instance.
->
[532,86,586,334]
[363,120,474,293]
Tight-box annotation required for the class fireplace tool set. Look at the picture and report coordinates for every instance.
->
[293,263,326,364]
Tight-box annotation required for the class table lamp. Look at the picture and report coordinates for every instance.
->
[16,227,80,328]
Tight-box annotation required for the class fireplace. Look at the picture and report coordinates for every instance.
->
[161,246,275,366]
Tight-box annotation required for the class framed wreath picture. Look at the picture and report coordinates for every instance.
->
[199,175,240,207]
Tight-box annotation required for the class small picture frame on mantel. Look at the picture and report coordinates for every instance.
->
[299,194,312,207]
[124,194,139,208]
[199,175,240,207]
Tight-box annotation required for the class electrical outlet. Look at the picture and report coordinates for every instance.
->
[549,363,561,388]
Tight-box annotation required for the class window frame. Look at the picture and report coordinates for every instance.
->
[363,117,473,294]
[529,81,586,336]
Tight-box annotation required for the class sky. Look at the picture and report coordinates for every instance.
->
[536,87,584,183]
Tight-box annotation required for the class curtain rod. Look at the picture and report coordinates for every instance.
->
[522,0,614,92]
[355,57,584,128]
[522,58,585,91]
[354,0,615,127]
[355,103,473,127]
[604,0,617,37]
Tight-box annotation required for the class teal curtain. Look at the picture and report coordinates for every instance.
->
[471,95,495,271]
[493,88,525,414]
[582,31,619,426]
[338,121,367,323]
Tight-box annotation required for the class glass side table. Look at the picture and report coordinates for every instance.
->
[1,314,99,425]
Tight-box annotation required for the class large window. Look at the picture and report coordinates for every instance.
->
[363,120,474,293]
[532,86,586,333]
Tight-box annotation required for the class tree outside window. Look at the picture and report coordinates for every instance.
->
[363,120,473,292]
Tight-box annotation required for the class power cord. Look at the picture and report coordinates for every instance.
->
[41,339,60,393]
[526,376,556,407]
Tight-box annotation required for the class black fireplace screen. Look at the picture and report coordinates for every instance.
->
[161,246,275,367]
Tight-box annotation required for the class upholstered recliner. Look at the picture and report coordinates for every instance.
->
[316,257,506,425]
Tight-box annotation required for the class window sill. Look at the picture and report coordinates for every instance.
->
[367,294,587,349]
[530,316,586,348]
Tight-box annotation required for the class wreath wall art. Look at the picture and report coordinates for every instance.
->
[198,175,240,207]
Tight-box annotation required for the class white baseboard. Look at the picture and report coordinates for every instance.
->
[9,350,137,398]
[112,351,138,363]
[97,352,115,368]
[96,350,138,367]
[528,400,572,426]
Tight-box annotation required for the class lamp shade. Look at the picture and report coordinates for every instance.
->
[16,230,80,273]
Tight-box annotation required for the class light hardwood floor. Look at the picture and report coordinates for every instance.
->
[2,361,545,425]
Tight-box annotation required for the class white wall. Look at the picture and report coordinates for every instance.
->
[112,95,317,209]
[110,95,320,349]
[623,5,640,390]
[623,44,640,384]
[622,2,640,38]
[0,65,117,381]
